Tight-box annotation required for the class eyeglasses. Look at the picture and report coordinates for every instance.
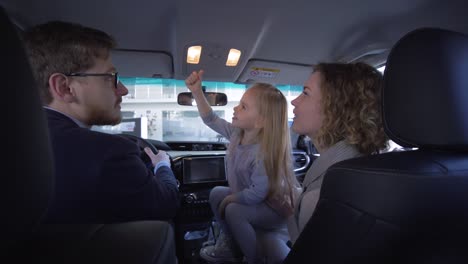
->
[65,72,119,89]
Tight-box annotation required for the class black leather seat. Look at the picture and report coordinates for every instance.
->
[284,28,468,264]
[0,6,176,264]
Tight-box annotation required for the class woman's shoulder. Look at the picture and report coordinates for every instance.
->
[325,140,363,160]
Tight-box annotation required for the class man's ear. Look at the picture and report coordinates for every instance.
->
[48,73,75,103]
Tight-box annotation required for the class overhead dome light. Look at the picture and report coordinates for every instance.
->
[226,48,241,66]
[187,46,202,64]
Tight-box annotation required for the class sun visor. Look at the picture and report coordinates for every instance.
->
[111,50,173,78]
[237,59,312,86]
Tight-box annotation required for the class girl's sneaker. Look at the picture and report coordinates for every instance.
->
[199,231,243,263]
[201,238,215,247]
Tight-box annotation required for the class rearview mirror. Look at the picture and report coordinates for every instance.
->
[177,92,228,106]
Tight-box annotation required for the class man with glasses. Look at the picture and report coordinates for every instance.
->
[23,21,179,223]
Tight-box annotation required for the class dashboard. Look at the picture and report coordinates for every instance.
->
[166,143,228,223]
[167,142,312,219]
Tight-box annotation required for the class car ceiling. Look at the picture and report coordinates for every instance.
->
[1,0,468,85]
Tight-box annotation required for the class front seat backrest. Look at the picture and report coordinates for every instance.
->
[284,28,468,264]
[0,5,54,252]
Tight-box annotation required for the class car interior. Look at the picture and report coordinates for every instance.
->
[1,0,467,263]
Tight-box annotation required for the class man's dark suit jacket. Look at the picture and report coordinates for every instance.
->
[44,109,179,223]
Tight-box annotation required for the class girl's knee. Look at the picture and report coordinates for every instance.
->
[224,203,245,221]
[209,186,231,208]
[209,186,229,199]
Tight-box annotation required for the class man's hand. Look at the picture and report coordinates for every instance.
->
[144,147,170,168]
[185,70,204,94]
[218,194,236,219]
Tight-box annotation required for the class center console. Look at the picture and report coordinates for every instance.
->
[171,153,228,263]
[172,154,228,222]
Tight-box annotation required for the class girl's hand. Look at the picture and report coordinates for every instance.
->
[185,70,204,94]
[218,194,236,219]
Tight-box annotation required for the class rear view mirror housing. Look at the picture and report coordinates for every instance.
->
[177,92,228,106]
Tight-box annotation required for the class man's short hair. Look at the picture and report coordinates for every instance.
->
[23,21,116,104]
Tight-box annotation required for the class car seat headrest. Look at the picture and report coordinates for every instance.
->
[383,28,468,151]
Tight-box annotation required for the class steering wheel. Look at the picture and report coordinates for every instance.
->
[118,133,162,164]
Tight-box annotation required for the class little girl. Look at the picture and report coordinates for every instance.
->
[185,70,300,264]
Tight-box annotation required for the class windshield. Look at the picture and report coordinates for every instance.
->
[92,77,303,142]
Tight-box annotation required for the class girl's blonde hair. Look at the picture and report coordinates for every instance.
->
[314,62,388,154]
[248,83,300,207]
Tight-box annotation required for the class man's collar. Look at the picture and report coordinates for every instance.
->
[43,106,91,129]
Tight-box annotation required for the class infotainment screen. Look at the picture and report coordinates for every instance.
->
[182,156,226,184]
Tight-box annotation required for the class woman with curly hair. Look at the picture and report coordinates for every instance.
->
[287,62,388,244]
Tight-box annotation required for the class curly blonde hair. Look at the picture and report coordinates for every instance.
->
[314,62,388,154]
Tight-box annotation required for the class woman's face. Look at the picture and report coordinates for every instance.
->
[291,71,324,140]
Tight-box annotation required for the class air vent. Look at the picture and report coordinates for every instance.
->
[165,142,227,151]
[292,151,310,172]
